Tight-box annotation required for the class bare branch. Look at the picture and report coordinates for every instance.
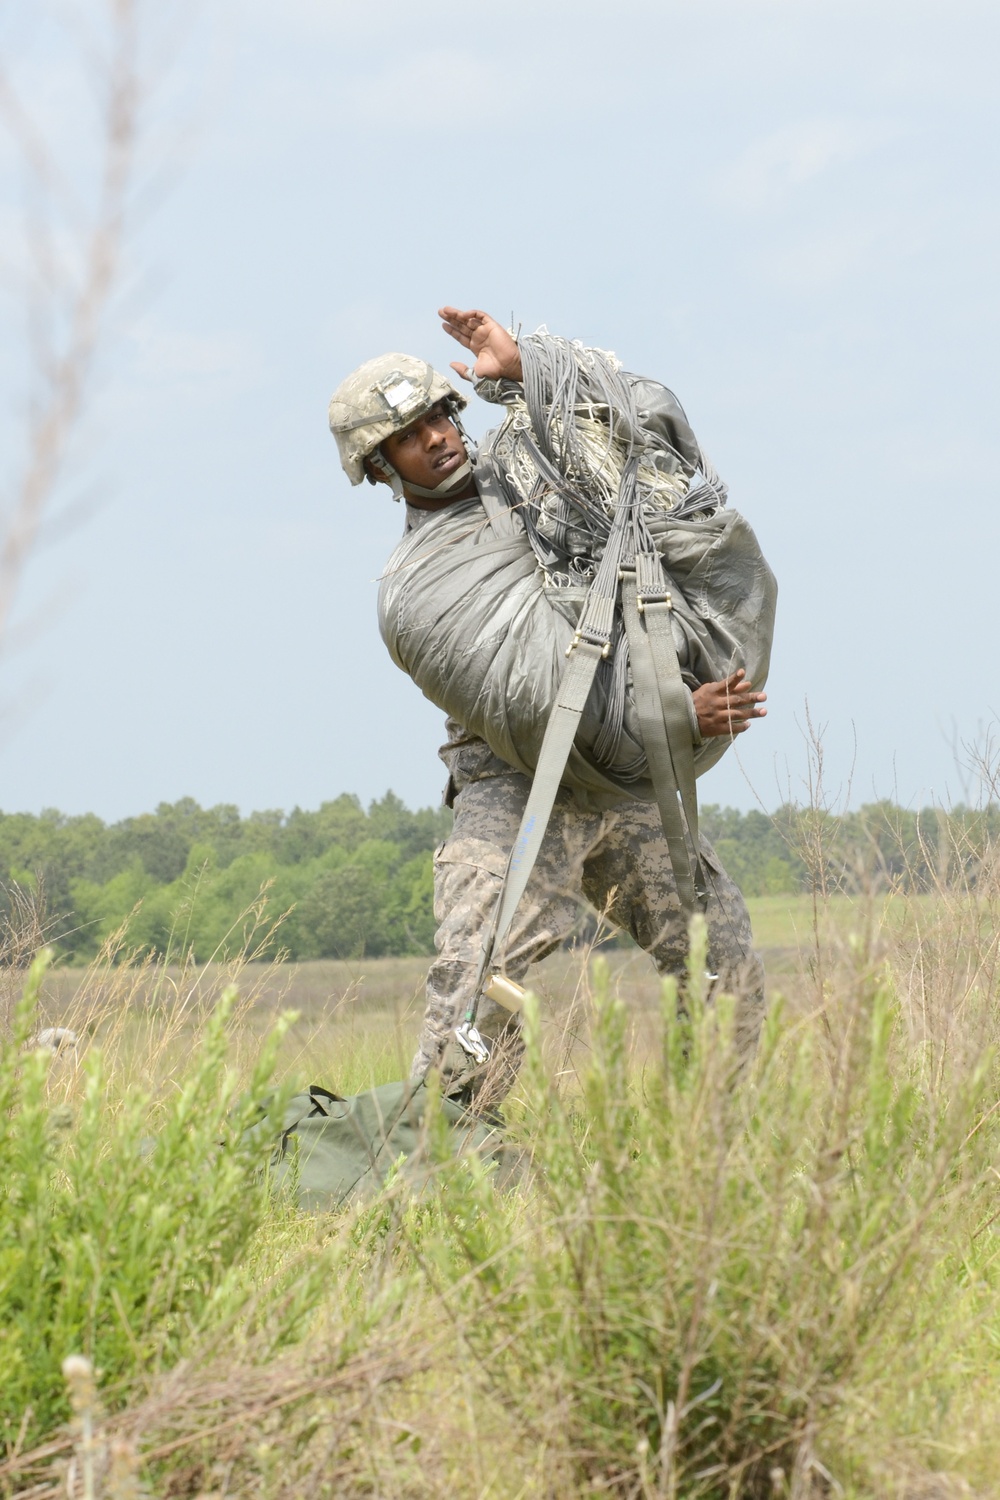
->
[0,0,142,653]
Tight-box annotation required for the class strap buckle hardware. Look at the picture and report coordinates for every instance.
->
[636,589,672,614]
[566,628,612,659]
[454,1022,491,1065]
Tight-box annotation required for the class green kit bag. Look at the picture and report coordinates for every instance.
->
[254,1080,500,1212]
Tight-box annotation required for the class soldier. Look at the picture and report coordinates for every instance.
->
[329,307,768,1097]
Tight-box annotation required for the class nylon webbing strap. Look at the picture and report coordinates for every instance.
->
[465,637,607,1021]
[621,567,708,915]
[635,546,705,897]
[639,567,704,891]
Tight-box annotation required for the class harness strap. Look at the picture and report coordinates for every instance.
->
[621,566,707,916]
[464,636,607,1024]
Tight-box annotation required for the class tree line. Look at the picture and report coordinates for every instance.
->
[0,794,995,964]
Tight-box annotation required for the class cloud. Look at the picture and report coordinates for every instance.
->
[714,118,899,211]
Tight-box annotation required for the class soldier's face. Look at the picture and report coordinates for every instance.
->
[380,402,468,495]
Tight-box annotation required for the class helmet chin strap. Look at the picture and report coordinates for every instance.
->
[368,450,407,502]
[399,456,474,501]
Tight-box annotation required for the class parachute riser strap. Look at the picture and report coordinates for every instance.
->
[463,635,607,1027]
[634,548,703,870]
[621,561,708,917]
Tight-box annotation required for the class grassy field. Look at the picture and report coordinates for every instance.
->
[31,891,845,1079]
[4,879,1000,1498]
[30,890,903,1097]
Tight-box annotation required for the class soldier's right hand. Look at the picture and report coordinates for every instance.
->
[439,306,523,384]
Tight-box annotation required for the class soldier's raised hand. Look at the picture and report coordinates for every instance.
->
[692,670,767,738]
[439,306,523,384]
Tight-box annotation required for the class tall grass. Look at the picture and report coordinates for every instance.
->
[379,922,998,1498]
[3,802,1000,1497]
[0,950,294,1459]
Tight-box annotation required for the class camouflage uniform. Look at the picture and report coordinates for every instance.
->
[410,715,766,1091]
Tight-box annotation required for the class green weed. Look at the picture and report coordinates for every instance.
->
[0,951,292,1451]
[374,921,1000,1497]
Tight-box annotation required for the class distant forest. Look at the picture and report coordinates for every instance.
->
[0,794,995,964]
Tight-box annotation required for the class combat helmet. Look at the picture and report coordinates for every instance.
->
[328,353,469,490]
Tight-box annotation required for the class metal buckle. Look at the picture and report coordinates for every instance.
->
[454,1022,490,1065]
[565,627,612,659]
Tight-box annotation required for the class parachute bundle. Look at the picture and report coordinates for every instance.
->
[379,329,778,1033]
[378,330,778,808]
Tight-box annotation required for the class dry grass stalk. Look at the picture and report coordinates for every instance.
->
[0,877,50,1033]
[0,0,143,658]
[3,1324,429,1500]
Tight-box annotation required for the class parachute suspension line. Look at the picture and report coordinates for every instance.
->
[673,444,728,519]
[491,330,727,591]
[505,330,729,541]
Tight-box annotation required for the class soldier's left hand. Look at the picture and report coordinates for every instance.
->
[692,670,767,738]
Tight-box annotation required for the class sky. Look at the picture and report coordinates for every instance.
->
[0,0,998,822]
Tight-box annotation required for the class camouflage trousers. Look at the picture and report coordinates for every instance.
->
[410,770,766,1095]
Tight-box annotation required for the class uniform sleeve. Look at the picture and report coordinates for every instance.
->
[470,374,523,407]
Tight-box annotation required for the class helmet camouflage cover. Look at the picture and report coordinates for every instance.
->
[328,353,468,485]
